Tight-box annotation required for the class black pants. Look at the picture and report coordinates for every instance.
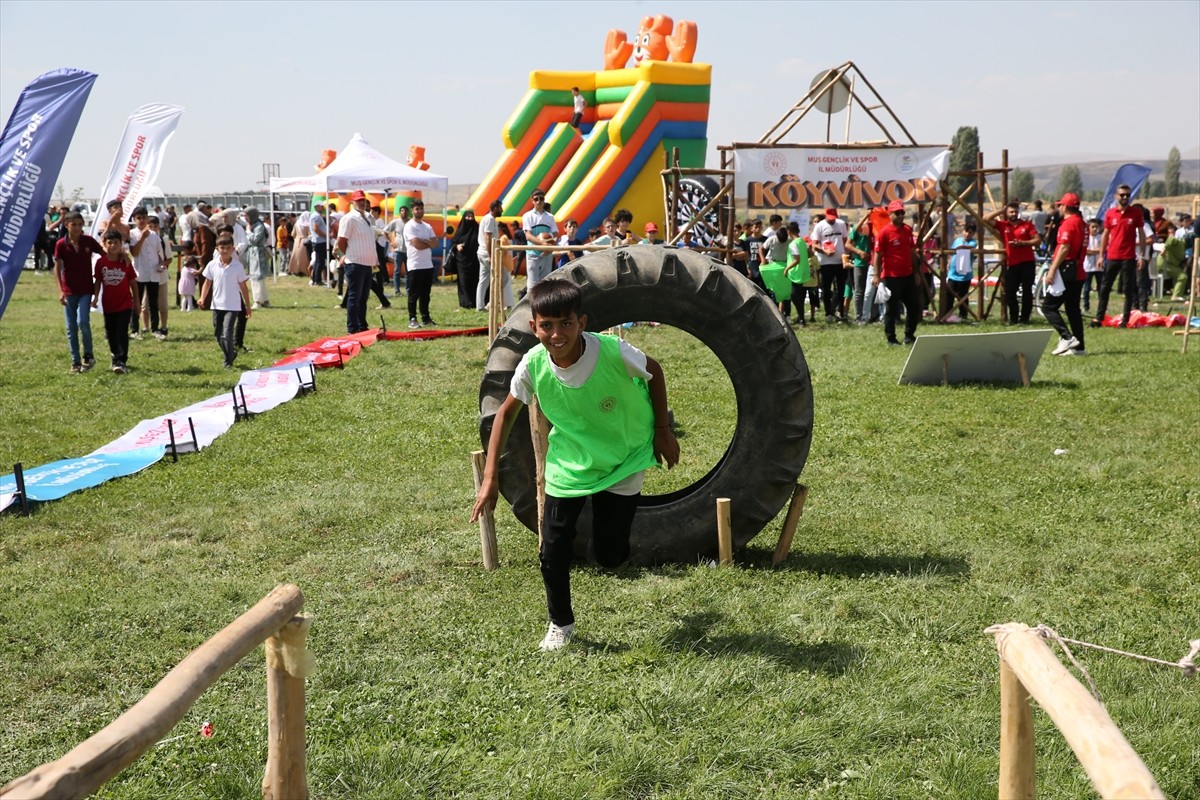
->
[406,268,435,322]
[1043,276,1085,348]
[819,263,847,318]
[1004,261,1035,323]
[212,309,239,366]
[234,307,247,349]
[311,242,327,286]
[1095,258,1137,325]
[373,244,391,305]
[541,492,640,627]
[883,275,921,343]
[134,281,159,332]
[104,309,131,366]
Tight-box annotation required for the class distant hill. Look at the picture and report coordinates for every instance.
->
[1020,159,1200,193]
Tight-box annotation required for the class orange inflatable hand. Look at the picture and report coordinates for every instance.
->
[666,20,698,63]
[604,29,632,70]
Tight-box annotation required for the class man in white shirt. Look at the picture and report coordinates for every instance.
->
[812,208,850,323]
[403,200,438,328]
[522,188,558,289]
[476,199,512,311]
[309,204,329,287]
[385,205,411,296]
[335,190,377,334]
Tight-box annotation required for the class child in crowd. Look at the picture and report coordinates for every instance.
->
[198,236,252,368]
[91,230,139,374]
[179,255,201,311]
[471,280,680,651]
[947,222,978,320]
[1082,218,1103,313]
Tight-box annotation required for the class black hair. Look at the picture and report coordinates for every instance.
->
[769,214,783,225]
[102,230,123,241]
[107,199,124,210]
[529,279,582,319]
[216,236,235,247]
[786,221,800,235]
[614,208,633,225]
[63,211,84,224]
[490,199,503,214]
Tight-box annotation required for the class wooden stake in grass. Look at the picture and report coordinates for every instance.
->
[262,615,313,800]
[716,497,732,565]
[529,398,549,547]
[998,660,1035,800]
[471,449,499,570]
[987,622,1165,800]
[772,484,808,566]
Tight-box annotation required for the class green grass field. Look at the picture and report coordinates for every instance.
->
[1,268,1198,799]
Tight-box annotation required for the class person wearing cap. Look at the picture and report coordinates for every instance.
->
[871,200,922,346]
[1094,183,1146,327]
[985,201,1042,324]
[641,221,661,245]
[1043,193,1088,356]
[335,190,377,334]
[522,189,559,289]
[811,208,850,323]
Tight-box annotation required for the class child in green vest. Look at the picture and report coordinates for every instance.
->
[472,280,680,651]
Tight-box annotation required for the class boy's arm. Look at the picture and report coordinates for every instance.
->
[471,392,527,522]
[198,275,211,309]
[128,271,139,307]
[239,278,252,318]
[645,356,680,469]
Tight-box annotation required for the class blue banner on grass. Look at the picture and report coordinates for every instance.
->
[1095,164,1152,222]
[0,68,98,321]
[0,445,165,504]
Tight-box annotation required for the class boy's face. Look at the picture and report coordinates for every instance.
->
[216,243,235,262]
[530,311,587,362]
[103,236,123,256]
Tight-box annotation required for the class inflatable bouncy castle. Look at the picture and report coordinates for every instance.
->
[464,15,710,235]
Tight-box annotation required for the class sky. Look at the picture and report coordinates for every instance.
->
[2,0,1198,196]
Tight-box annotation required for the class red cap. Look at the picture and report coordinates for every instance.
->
[1057,192,1080,207]
[348,190,368,202]
[887,200,905,213]
[824,208,838,219]
[644,222,658,232]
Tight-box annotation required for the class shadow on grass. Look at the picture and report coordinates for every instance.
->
[660,611,861,675]
[744,549,970,579]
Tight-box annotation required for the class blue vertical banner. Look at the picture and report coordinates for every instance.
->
[1096,163,1152,222]
[0,68,98,322]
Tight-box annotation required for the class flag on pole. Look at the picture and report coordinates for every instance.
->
[0,68,98,322]
[1096,164,1152,221]
[91,103,184,236]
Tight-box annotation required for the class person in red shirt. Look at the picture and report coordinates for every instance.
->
[985,201,1042,324]
[1094,184,1146,327]
[1043,193,1088,356]
[52,212,105,373]
[91,230,139,374]
[871,200,922,346]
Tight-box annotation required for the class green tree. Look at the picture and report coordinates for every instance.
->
[1010,167,1035,203]
[1165,146,1181,196]
[1056,165,1082,197]
[947,126,980,196]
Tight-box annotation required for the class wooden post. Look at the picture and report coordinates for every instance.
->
[998,660,1035,800]
[1016,352,1029,388]
[262,615,313,800]
[987,623,1165,799]
[2,585,304,800]
[471,450,499,570]
[716,497,732,565]
[941,353,950,387]
[528,399,549,547]
[1181,249,1197,354]
[772,484,808,566]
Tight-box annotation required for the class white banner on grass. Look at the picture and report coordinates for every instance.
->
[92,408,233,455]
[91,103,185,235]
[734,146,950,210]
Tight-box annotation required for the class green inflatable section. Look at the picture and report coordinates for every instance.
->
[547,121,610,208]
[504,123,576,212]
[507,89,582,144]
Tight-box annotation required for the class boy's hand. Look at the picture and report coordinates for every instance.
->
[471,477,498,523]
[654,427,680,469]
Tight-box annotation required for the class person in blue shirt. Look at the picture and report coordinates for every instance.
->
[946,222,977,321]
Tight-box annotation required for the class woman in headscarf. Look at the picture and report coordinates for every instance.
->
[244,207,271,308]
[451,210,480,309]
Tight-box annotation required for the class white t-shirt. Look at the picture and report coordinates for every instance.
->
[478,212,499,258]
[404,219,437,271]
[202,257,248,311]
[573,94,586,114]
[522,209,558,257]
[129,229,162,282]
[811,218,848,264]
[373,215,387,247]
[510,332,653,495]
[385,218,407,252]
[338,209,377,265]
[179,213,193,243]
[1084,232,1103,273]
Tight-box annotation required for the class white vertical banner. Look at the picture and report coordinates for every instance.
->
[91,103,185,235]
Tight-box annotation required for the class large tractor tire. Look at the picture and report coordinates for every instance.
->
[478,245,813,565]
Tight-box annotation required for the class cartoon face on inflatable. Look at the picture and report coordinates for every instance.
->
[631,16,673,65]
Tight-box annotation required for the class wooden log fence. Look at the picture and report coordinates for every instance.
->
[986,622,1164,800]
[2,584,311,800]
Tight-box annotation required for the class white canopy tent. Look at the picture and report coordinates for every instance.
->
[268,133,449,279]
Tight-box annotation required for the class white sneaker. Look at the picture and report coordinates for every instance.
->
[539,622,575,651]
[1052,336,1079,355]
[1060,347,1087,356]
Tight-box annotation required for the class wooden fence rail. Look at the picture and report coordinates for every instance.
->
[2,584,310,800]
[987,622,1164,800]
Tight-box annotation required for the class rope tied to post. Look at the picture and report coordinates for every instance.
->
[1032,625,1200,700]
